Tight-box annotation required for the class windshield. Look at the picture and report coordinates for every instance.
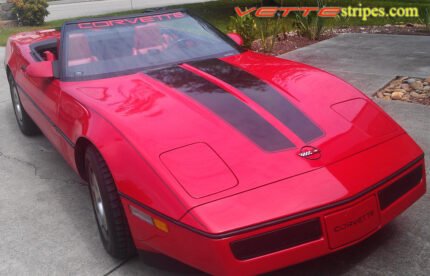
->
[61,11,241,81]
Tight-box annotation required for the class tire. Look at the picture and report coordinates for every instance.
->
[85,145,136,259]
[7,73,40,136]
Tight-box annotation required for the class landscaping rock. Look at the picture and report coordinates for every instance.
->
[391,91,404,100]
[410,92,428,99]
[425,77,430,83]
[410,81,423,90]
[402,94,410,101]
[391,79,403,86]
[394,88,406,94]
[376,76,430,105]
[400,83,411,91]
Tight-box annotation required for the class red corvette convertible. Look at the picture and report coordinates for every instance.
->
[4,9,426,275]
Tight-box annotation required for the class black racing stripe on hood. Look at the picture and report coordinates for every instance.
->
[189,59,323,143]
[146,66,294,152]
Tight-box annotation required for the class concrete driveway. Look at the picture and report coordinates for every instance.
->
[0,33,429,275]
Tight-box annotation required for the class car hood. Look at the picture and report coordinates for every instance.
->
[63,51,405,217]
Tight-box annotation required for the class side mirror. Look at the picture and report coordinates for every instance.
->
[227,33,244,46]
[26,61,54,78]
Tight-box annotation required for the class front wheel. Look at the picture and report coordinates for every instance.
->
[85,145,136,259]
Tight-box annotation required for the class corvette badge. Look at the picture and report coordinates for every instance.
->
[298,146,321,160]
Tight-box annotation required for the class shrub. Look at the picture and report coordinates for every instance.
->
[334,14,351,29]
[420,8,430,32]
[228,9,258,48]
[256,17,286,53]
[293,12,326,40]
[293,0,329,40]
[12,0,49,26]
[229,10,290,52]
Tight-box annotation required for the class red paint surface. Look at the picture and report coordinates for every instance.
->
[324,196,380,249]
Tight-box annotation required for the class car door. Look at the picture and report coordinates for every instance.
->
[15,61,64,151]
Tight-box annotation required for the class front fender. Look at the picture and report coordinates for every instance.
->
[58,89,187,220]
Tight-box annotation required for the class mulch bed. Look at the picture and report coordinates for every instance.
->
[251,32,335,55]
[336,23,430,36]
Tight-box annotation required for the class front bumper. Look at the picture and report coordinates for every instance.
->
[121,157,426,275]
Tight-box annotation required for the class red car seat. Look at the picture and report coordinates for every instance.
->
[43,51,56,61]
[133,24,167,55]
[67,33,98,66]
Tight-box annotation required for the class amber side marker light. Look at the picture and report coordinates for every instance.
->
[130,205,169,233]
[153,218,169,233]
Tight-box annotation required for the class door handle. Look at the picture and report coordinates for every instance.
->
[21,65,27,72]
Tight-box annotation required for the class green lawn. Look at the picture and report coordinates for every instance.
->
[1,0,429,46]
